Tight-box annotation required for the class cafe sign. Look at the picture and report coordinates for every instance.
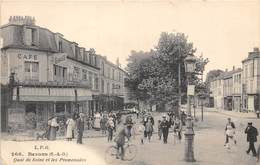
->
[18,53,38,60]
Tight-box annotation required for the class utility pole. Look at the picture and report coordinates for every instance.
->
[178,63,182,118]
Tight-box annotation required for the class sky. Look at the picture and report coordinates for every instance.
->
[1,0,260,76]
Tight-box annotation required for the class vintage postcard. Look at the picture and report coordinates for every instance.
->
[1,0,260,165]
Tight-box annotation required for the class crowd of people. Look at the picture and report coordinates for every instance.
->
[35,108,260,161]
[36,110,122,144]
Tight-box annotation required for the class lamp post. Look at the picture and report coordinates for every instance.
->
[184,53,197,162]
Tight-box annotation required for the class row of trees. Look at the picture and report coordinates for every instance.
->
[125,32,209,112]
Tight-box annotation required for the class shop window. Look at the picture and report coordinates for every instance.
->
[25,104,36,129]
[56,103,65,113]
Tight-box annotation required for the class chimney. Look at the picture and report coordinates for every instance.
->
[253,47,259,52]
[8,16,36,25]
[233,66,235,71]
[225,68,228,72]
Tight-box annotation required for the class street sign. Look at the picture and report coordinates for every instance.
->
[187,85,195,96]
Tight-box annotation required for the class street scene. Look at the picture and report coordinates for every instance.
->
[1,1,260,165]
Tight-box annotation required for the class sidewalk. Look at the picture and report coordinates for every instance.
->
[1,127,120,141]
[204,107,257,119]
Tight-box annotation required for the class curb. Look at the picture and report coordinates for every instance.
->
[212,110,256,119]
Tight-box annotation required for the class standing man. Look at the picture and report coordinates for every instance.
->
[76,113,85,144]
[245,122,258,157]
[160,115,171,144]
[107,116,114,142]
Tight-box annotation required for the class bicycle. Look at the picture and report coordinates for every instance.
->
[105,141,137,164]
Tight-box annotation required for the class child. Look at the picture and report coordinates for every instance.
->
[173,117,182,144]
[138,122,145,144]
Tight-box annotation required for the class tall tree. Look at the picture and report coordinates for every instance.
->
[125,32,208,112]
[125,50,155,108]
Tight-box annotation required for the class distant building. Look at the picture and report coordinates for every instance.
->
[242,47,260,112]
[232,68,242,112]
[210,68,242,111]
[94,55,127,112]
[210,47,260,113]
[210,78,224,109]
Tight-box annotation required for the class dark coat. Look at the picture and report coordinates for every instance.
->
[245,126,258,142]
[114,128,129,145]
[160,120,171,132]
[76,118,84,133]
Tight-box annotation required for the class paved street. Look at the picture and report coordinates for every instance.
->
[80,110,260,165]
[2,110,260,165]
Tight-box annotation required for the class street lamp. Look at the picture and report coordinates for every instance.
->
[184,53,197,162]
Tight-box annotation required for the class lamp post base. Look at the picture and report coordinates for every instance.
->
[184,117,195,162]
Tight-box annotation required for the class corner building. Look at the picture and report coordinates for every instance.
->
[0,16,126,132]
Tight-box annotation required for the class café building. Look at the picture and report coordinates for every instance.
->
[0,16,100,132]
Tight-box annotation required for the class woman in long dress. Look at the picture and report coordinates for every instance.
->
[49,117,59,140]
[145,118,153,142]
[66,117,75,141]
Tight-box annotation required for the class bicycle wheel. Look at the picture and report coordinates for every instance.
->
[124,144,137,161]
[105,146,117,164]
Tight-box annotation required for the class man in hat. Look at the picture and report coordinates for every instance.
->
[245,122,258,156]
[160,115,171,144]
[76,113,85,144]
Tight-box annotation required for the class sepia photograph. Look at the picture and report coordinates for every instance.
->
[0,0,260,164]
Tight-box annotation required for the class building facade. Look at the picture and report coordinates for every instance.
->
[210,68,242,111]
[232,69,242,112]
[0,16,127,132]
[242,47,260,112]
[210,78,224,109]
[210,47,260,112]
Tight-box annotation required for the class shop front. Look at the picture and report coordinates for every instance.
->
[92,94,124,112]
[6,83,92,134]
[247,94,259,112]
[232,96,241,112]
[224,96,232,111]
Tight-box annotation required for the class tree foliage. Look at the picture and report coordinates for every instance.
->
[125,32,209,107]
[205,69,224,84]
